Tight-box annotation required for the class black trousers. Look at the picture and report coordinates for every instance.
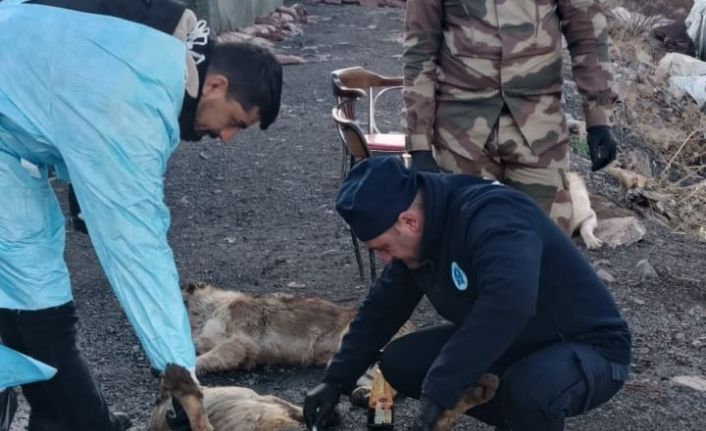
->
[0,302,122,431]
[379,324,628,431]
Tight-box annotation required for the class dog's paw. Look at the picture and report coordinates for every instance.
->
[583,234,603,250]
[473,373,499,403]
[184,281,208,294]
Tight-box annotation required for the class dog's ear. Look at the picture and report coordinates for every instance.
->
[162,364,213,431]
[184,282,206,295]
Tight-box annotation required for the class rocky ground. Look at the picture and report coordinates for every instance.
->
[9,2,706,430]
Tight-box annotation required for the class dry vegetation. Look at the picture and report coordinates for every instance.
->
[599,0,706,238]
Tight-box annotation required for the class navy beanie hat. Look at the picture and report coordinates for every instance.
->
[336,156,418,241]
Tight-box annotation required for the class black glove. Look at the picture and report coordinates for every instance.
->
[165,397,191,431]
[410,394,444,431]
[586,125,617,171]
[303,382,341,430]
[410,150,439,173]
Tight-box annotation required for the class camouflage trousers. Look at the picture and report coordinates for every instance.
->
[433,110,573,234]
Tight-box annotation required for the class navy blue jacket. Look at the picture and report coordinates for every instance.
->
[324,173,631,409]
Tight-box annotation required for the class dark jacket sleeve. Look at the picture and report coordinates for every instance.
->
[422,196,543,409]
[323,261,423,393]
[557,0,617,128]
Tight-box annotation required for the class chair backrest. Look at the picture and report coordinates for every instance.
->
[331,67,403,134]
[332,107,371,160]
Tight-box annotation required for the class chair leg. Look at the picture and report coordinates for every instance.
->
[350,230,365,281]
[336,148,352,239]
[340,145,349,181]
[368,250,377,283]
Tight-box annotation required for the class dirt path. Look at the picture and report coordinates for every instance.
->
[10,2,706,430]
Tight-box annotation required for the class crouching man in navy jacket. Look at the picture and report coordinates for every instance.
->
[303,157,631,431]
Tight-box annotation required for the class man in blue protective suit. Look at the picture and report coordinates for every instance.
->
[303,157,632,431]
[0,0,283,430]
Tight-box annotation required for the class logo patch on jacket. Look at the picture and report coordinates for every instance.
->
[451,262,468,291]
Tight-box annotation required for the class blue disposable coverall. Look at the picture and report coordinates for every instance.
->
[0,0,196,374]
[0,345,56,389]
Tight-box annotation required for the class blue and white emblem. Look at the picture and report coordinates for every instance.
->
[450,262,468,291]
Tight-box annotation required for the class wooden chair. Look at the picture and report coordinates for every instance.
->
[331,67,409,282]
[331,66,407,177]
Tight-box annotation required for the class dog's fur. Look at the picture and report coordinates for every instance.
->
[433,373,499,431]
[149,365,303,431]
[567,172,603,250]
[150,365,498,431]
[184,282,414,376]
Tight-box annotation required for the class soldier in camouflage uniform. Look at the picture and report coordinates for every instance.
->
[403,0,619,233]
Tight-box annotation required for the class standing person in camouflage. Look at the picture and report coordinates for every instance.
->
[403,0,618,233]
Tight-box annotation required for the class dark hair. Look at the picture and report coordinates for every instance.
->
[208,41,283,130]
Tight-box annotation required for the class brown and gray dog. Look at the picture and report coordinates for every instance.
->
[150,364,499,431]
[184,281,361,374]
[184,281,414,406]
[184,282,415,373]
[149,364,303,431]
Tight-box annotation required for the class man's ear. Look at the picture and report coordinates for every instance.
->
[201,74,229,98]
[398,209,422,234]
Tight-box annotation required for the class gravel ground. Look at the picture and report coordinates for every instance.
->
[9,2,706,430]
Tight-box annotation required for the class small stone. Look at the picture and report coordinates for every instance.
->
[287,281,306,288]
[675,332,686,342]
[225,237,236,244]
[596,268,616,283]
[596,217,647,248]
[637,346,650,355]
[630,297,646,305]
[687,305,706,319]
[671,375,706,392]
[636,259,658,279]
[199,151,209,160]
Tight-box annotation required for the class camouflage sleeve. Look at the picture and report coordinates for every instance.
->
[403,0,443,152]
[557,0,618,128]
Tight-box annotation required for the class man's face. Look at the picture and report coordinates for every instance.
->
[194,74,261,142]
[364,210,424,269]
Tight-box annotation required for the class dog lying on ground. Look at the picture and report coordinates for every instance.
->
[567,172,602,250]
[184,282,414,376]
[149,364,302,431]
[150,364,500,431]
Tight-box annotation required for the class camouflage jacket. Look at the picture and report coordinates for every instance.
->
[403,0,618,156]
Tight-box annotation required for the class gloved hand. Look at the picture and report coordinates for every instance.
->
[410,150,439,173]
[410,394,444,431]
[165,397,191,431]
[303,382,341,430]
[586,125,617,171]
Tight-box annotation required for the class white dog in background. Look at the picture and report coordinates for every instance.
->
[567,172,603,250]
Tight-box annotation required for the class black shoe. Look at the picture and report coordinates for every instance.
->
[113,411,133,430]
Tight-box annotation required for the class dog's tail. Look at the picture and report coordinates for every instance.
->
[161,364,214,431]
